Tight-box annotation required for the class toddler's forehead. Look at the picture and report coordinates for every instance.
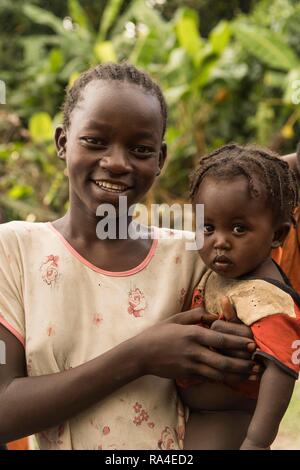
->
[195,174,271,214]
[200,173,267,197]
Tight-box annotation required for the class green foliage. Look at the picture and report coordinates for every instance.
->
[232,22,299,70]
[175,8,203,65]
[99,0,124,40]
[1,0,300,222]
[29,112,54,143]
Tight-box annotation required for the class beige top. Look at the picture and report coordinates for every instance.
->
[198,270,296,324]
[0,221,204,450]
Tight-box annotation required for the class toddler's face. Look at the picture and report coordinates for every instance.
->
[194,175,276,278]
[57,80,166,216]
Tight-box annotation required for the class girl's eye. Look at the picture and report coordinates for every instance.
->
[80,137,106,146]
[203,224,214,234]
[232,224,247,234]
[131,146,155,158]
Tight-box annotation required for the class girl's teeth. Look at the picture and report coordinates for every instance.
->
[94,181,127,192]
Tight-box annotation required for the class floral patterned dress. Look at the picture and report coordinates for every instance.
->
[0,221,204,449]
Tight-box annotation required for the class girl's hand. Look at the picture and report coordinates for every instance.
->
[135,306,256,382]
[211,296,261,383]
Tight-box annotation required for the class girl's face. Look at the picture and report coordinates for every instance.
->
[195,175,278,279]
[56,80,166,217]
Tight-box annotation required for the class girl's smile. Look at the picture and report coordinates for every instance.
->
[90,179,132,193]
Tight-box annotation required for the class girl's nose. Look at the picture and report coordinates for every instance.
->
[99,147,132,174]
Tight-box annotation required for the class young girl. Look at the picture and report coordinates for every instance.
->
[180,144,300,450]
[0,64,256,450]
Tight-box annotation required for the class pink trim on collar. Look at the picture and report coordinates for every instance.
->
[47,222,158,277]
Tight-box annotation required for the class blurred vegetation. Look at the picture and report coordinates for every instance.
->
[1,0,300,222]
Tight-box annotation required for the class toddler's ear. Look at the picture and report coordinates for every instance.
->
[271,223,291,248]
[55,125,67,161]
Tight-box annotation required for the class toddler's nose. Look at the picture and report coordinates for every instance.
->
[213,234,231,250]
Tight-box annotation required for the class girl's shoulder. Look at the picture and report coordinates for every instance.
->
[0,220,51,245]
[153,226,202,261]
[153,226,197,245]
[0,220,49,234]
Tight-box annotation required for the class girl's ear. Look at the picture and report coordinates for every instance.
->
[55,125,67,161]
[157,142,167,176]
[271,223,291,248]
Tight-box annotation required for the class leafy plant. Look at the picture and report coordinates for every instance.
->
[1,0,300,222]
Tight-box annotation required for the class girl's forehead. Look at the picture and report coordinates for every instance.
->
[70,79,163,130]
[79,79,157,107]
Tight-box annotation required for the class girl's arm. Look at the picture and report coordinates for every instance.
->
[0,307,256,443]
[240,360,295,450]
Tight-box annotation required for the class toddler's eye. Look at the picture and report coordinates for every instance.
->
[232,224,247,234]
[203,224,214,234]
[131,145,155,158]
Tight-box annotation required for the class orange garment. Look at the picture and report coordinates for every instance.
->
[7,437,29,450]
[272,207,300,294]
[178,276,300,399]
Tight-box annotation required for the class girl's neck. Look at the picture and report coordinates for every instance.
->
[53,207,135,246]
[50,207,155,272]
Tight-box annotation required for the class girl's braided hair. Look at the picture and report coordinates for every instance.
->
[190,143,298,225]
[62,62,167,137]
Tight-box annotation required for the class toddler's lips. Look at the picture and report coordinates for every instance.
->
[213,255,233,272]
[213,255,232,264]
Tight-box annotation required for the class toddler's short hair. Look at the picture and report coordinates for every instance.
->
[190,143,298,226]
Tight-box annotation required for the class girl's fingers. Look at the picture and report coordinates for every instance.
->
[211,319,254,340]
[195,327,255,353]
[219,349,253,360]
[197,345,254,374]
[166,308,218,326]
[192,364,225,382]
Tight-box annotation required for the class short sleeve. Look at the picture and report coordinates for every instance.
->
[229,279,296,325]
[251,306,300,379]
[0,224,25,346]
[229,279,300,378]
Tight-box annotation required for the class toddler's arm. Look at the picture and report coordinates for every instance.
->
[240,359,295,450]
